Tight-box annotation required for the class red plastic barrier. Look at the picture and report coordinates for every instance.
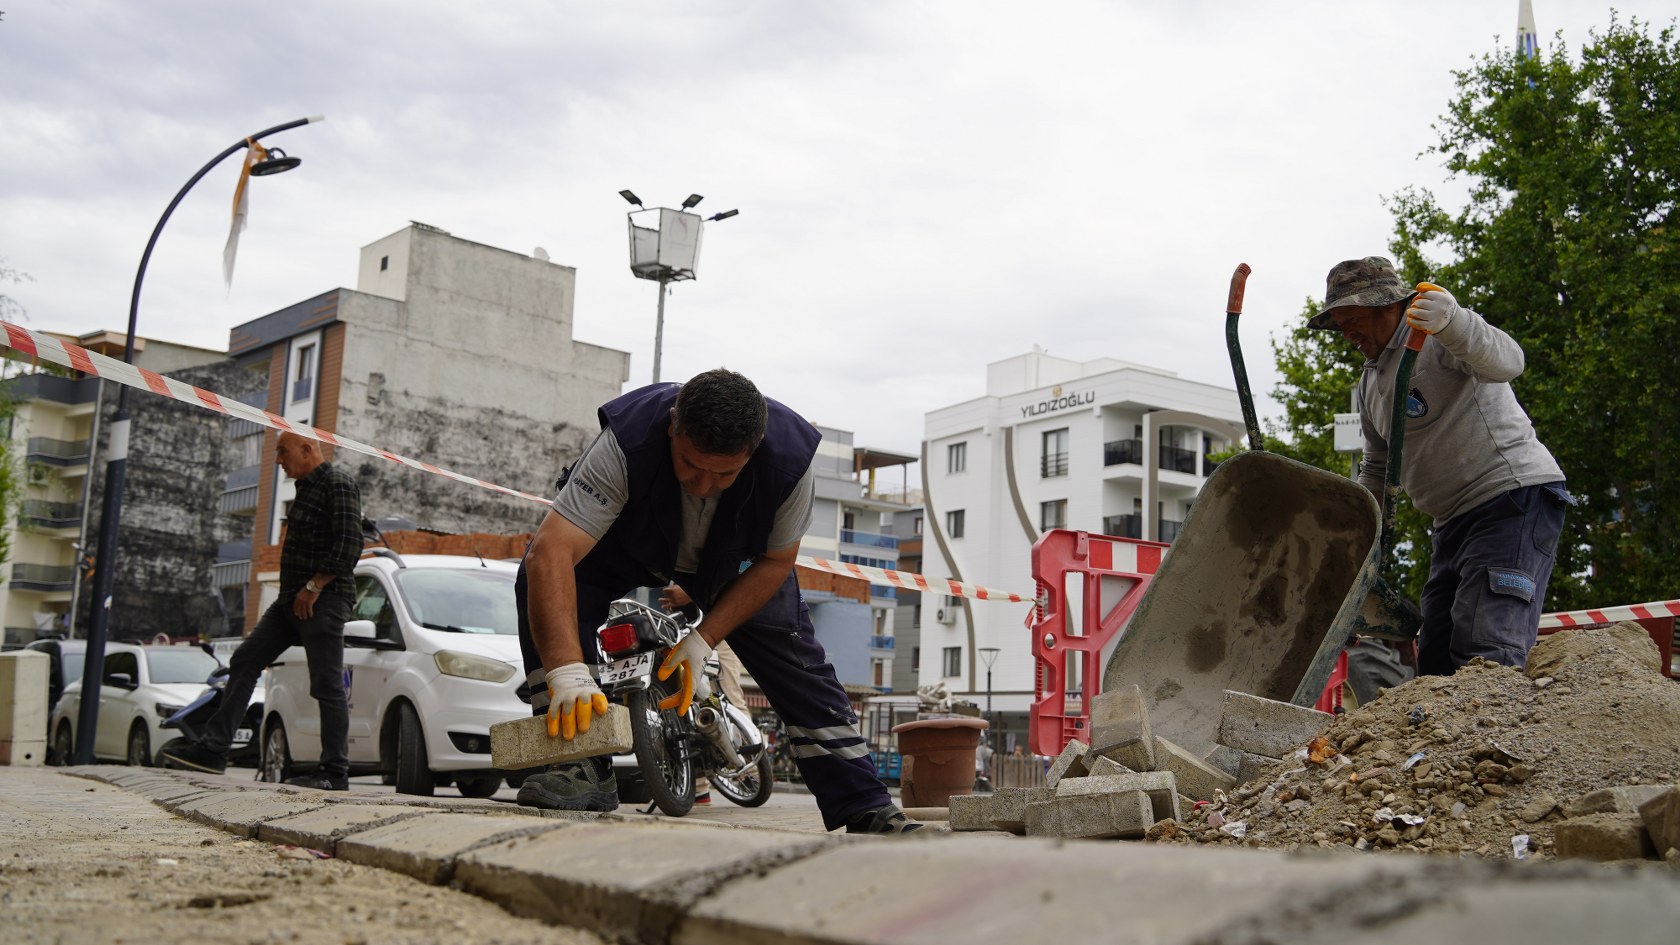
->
[1029,529,1167,756]
[1314,650,1348,714]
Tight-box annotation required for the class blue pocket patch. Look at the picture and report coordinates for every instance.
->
[1487,567,1536,602]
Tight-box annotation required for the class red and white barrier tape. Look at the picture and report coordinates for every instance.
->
[1539,599,1680,630]
[2,320,1035,604]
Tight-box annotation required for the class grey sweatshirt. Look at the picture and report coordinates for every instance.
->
[1356,307,1563,525]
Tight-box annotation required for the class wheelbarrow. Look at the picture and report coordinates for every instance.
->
[1099,264,1422,758]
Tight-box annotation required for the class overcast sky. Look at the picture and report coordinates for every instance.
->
[2,1,1672,485]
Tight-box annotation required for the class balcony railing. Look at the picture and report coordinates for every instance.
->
[292,376,313,402]
[1203,455,1220,476]
[868,635,896,651]
[26,437,90,467]
[1159,444,1198,474]
[840,529,898,550]
[1102,514,1141,539]
[1160,518,1184,542]
[1041,452,1069,478]
[9,563,76,591]
[21,499,81,529]
[1103,439,1143,466]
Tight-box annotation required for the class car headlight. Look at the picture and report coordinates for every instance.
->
[434,650,517,683]
[155,702,184,718]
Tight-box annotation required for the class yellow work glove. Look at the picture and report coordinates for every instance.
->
[1406,282,1459,334]
[545,663,609,740]
[657,629,714,715]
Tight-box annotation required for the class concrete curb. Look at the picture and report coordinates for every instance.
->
[61,766,1680,945]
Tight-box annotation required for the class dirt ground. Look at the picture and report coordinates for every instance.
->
[1164,623,1680,860]
[0,771,604,945]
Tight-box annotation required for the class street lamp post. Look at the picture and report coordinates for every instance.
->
[979,646,1000,749]
[619,190,737,383]
[71,116,321,765]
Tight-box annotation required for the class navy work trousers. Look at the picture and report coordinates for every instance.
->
[516,565,890,830]
[1417,482,1570,676]
[206,593,351,778]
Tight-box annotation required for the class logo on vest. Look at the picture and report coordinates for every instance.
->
[1406,387,1428,420]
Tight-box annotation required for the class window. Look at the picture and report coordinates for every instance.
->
[1041,428,1069,477]
[104,651,139,685]
[292,344,316,403]
[912,515,923,535]
[233,431,262,467]
[872,659,886,687]
[947,441,967,474]
[942,646,962,677]
[1040,499,1067,531]
[353,574,399,641]
[911,646,921,672]
[379,255,389,271]
[946,509,965,539]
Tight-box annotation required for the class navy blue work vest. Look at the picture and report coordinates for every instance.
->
[574,383,820,610]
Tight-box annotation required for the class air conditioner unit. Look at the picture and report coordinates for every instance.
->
[936,608,956,625]
[27,465,49,486]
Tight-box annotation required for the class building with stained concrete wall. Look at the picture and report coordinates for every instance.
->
[228,223,630,629]
[917,347,1247,754]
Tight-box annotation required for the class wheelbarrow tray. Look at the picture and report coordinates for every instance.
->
[1100,449,1383,758]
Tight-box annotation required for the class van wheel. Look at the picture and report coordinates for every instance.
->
[260,718,294,783]
[393,703,434,797]
[126,722,151,767]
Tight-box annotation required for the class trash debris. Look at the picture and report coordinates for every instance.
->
[1218,820,1247,838]
[1306,736,1333,765]
[1408,706,1427,726]
[153,858,179,867]
[1402,751,1427,770]
[1511,835,1530,860]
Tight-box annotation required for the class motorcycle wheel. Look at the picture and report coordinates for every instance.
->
[393,702,435,797]
[126,722,151,767]
[259,718,294,783]
[712,749,774,807]
[627,674,694,817]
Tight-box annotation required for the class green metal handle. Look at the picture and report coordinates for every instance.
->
[1380,327,1429,558]
[1223,263,1263,452]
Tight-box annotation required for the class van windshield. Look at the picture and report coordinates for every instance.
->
[395,568,518,635]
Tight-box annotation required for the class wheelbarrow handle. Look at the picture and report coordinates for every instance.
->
[1226,263,1252,316]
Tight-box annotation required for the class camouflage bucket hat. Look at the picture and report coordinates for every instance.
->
[1308,256,1417,329]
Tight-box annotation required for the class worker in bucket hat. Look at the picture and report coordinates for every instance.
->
[1313,256,1572,676]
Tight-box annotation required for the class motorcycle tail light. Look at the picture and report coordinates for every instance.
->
[599,622,639,658]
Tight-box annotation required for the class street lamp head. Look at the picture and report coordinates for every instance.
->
[706,209,739,222]
[619,189,644,208]
[979,647,1001,669]
[250,147,302,176]
[681,193,704,209]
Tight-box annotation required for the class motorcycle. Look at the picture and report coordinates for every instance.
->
[595,599,774,816]
[159,643,263,769]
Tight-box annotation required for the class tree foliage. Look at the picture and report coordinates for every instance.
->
[1268,17,1680,611]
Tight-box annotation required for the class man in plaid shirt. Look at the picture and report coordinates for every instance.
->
[162,432,363,789]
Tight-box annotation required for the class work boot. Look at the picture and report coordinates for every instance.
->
[158,742,228,775]
[515,756,618,812]
[284,773,349,791]
[845,803,924,834]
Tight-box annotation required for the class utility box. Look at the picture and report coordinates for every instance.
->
[0,650,49,766]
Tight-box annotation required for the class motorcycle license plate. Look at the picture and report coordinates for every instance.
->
[600,651,655,686]
[234,728,253,745]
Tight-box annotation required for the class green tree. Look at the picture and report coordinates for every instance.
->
[0,257,31,569]
[1386,15,1680,610]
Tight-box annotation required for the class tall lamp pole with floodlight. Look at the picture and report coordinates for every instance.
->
[979,646,1001,749]
[72,116,322,765]
[618,190,737,383]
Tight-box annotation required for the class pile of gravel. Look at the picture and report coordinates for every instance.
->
[1153,623,1680,859]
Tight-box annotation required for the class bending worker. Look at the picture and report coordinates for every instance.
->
[1311,256,1572,675]
[514,368,920,833]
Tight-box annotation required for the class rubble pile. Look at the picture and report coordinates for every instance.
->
[1166,623,1680,861]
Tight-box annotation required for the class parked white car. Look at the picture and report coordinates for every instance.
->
[258,551,526,797]
[48,643,260,766]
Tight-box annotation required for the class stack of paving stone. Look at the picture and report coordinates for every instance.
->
[1553,784,1680,864]
[949,685,1331,840]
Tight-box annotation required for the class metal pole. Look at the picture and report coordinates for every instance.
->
[72,115,319,764]
[65,377,104,639]
[651,277,668,384]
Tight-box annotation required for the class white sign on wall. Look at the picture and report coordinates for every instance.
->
[1333,413,1363,453]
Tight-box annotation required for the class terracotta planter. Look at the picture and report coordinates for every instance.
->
[891,716,989,808]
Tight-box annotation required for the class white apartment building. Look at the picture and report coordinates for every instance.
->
[917,348,1246,753]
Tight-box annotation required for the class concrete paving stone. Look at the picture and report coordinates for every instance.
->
[1638,786,1680,855]
[1025,791,1151,840]
[167,791,330,838]
[455,819,833,945]
[1153,736,1235,801]
[1055,771,1180,823]
[1216,689,1332,758]
[1564,783,1670,818]
[1203,743,1242,778]
[675,834,1437,945]
[336,811,573,884]
[1553,812,1657,861]
[1089,684,1156,772]
[949,787,1052,833]
[257,803,432,852]
[1235,749,1281,785]
[1045,738,1090,787]
[490,707,634,770]
[1085,755,1133,778]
